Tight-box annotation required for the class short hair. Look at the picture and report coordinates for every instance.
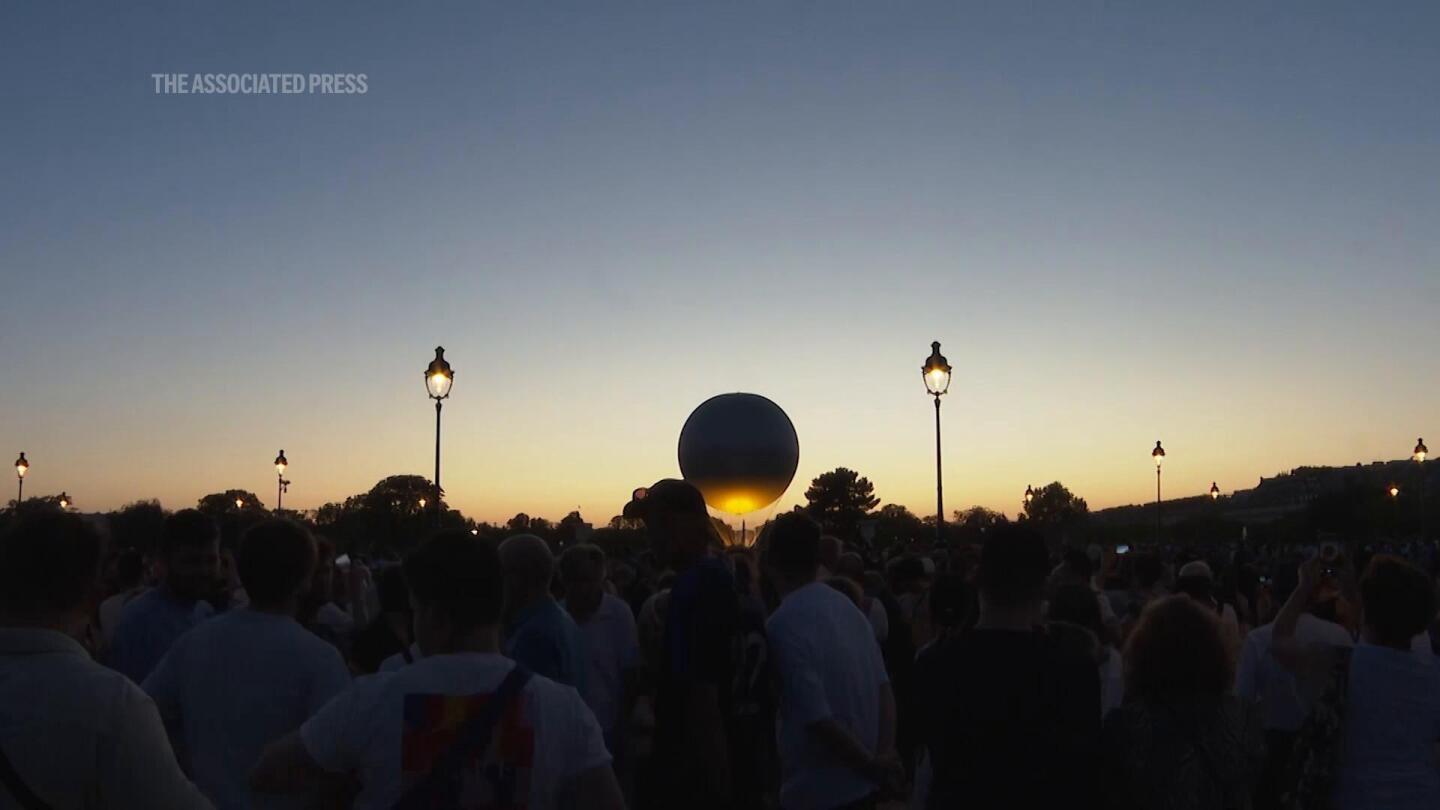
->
[499,534,554,590]
[1048,583,1103,638]
[0,512,105,615]
[1062,548,1093,581]
[160,510,219,557]
[237,520,317,605]
[836,552,866,583]
[819,535,844,566]
[1360,555,1435,648]
[976,524,1049,607]
[1124,595,1232,699]
[404,530,503,630]
[559,543,606,583]
[824,576,863,608]
[765,513,822,580]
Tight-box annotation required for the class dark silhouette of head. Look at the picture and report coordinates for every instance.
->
[623,479,717,570]
[763,512,823,590]
[404,530,504,655]
[0,512,105,631]
[1360,555,1434,649]
[1048,582,1103,639]
[159,509,221,601]
[559,543,607,623]
[976,524,1050,609]
[1124,595,1232,700]
[237,519,317,611]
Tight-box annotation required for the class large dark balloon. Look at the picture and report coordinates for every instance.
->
[678,393,800,515]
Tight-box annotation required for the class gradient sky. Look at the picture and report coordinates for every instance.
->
[2,2,1436,525]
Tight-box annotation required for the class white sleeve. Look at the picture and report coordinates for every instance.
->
[300,683,366,773]
[1235,632,1262,700]
[868,599,889,644]
[308,644,354,716]
[100,682,214,810]
[560,687,612,780]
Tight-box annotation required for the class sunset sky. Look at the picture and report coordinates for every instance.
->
[2,2,1436,525]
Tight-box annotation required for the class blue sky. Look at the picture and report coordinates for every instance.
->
[1,2,1436,522]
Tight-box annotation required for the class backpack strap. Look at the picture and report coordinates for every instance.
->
[392,664,533,810]
[0,744,52,810]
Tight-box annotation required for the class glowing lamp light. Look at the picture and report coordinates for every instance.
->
[58,492,70,510]
[1390,485,1400,498]
[425,347,454,400]
[1415,438,1428,464]
[1152,441,1166,467]
[1210,482,1220,500]
[235,497,245,509]
[14,453,27,479]
[418,497,427,509]
[1024,484,1035,505]
[275,449,288,475]
[922,342,952,396]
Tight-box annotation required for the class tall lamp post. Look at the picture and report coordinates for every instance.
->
[1415,438,1428,540]
[1023,484,1035,517]
[425,347,454,525]
[58,492,70,511]
[13,453,27,506]
[1210,481,1220,501]
[1151,441,1166,542]
[274,450,290,513]
[922,341,952,545]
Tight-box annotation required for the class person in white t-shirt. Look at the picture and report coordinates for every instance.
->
[144,519,351,810]
[836,552,889,644]
[0,511,212,809]
[251,530,623,810]
[764,513,897,810]
[559,544,640,745]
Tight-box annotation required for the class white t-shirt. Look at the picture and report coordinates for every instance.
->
[1100,646,1125,718]
[301,651,611,810]
[98,586,147,646]
[143,609,351,810]
[1337,643,1440,810]
[572,593,639,734]
[767,582,890,810]
[0,628,212,810]
[864,597,889,644]
[379,642,422,673]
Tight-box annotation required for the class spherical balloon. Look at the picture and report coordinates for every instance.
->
[678,393,800,516]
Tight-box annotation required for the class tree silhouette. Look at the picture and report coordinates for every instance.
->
[1020,482,1089,536]
[108,499,168,552]
[871,503,925,551]
[197,490,265,516]
[314,475,463,556]
[804,467,880,540]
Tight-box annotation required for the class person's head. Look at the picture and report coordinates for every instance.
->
[158,509,221,601]
[1174,559,1217,610]
[112,548,145,590]
[762,512,822,592]
[1359,555,1435,649]
[1056,547,1094,585]
[819,535,844,572]
[824,576,864,608]
[623,480,718,570]
[0,512,106,634]
[835,551,866,586]
[889,555,927,595]
[404,530,504,655]
[1123,595,1232,700]
[976,524,1050,612]
[1047,583,1104,640]
[1132,552,1165,592]
[498,534,555,612]
[559,543,607,622]
[237,519,317,612]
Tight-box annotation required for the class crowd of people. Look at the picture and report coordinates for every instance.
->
[1,478,1439,809]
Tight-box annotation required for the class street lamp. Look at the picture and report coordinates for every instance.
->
[425,347,454,525]
[58,492,70,511]
[1210,481,1220,501]
[1416,438,1428,540]
[922,341,952,544]
[1389,484,1400,498]
[274,450,290,513]
[13,453,27,505]
[235,497,245,510]
[1152,441,1166,542]
[1024,484,1035,509]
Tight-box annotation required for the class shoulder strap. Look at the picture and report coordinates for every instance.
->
[0,744,52,810]
[392,664,533,810]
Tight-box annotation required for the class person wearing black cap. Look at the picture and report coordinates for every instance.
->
[623,480,741,810]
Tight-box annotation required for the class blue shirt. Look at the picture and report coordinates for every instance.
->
[505,598,586,691]
[107,588,214,684]
[1337,643,1440,810]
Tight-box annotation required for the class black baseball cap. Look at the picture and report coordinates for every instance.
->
[623,479,708,522]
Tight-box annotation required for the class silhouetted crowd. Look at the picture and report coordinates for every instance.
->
[2,478,1439,809]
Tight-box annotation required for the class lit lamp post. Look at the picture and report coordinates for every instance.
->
[922,341,952,545]
[425,347,454,525]
[14,453,27,505]
[1024,484,1035,516]
[235,497,245,511]
[274,450,290,513]
[1152,441,1166,542]
[58,492,70,511]
[1415,438,1428,540]
[1210,481,1220,501]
